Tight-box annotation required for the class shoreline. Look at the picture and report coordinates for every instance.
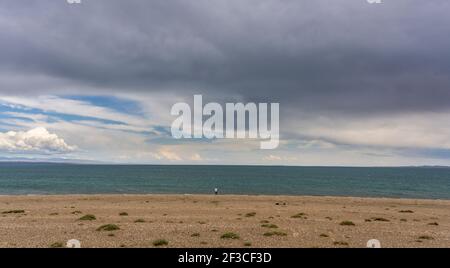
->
[1,194,449,248]
[1,193,449,202]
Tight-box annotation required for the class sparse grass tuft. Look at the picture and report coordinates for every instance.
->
[418,235,434,240]
[372,217,390,222]
[97,224,120,231]
[400,218,407,222]
[79,214,96,221]
[244,242,252,247]
[428,222,439,226]
[49,213,59,216]
[263,231,287,237]
[191,233,200,237]
[119,212,128,216]
[260,220,270,224]
[152,239,168,247]
[134,219,146,223]
[2,210,25,214]
[245,212,256,217]
[221,232,240,239]
[399,210,414,213]
[333,241,349,246]
[50,242,64,248]
[340,221,355,226]
[261,224,278,229]
[291,213,307,219]
[320,233,329,238]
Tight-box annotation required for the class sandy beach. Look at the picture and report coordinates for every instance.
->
[0,194,449,248]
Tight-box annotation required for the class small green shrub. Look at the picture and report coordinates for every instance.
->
[50,242,64,248]
[2,210,25,214]
[418,235,434,240]
[291,213,307,219]
[399,210,414,213]
[221,232,240,239]
[79,214,96,221]
[339,221,355,226]
[153,239,168,246]
[261,224,278,228]
[97,224,120,231]
[333,241,349,246]
[372,217,390,222]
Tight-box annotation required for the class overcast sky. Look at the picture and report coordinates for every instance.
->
[1,0,450,165]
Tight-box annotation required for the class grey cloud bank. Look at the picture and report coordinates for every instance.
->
[1,0,449,112]
[1,0,450,164]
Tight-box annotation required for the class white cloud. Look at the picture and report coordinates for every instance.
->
[190,153,203,161]
[154,148,182,161]
[0,127,76,154]
[262,154,299,162]
[0,94,179,136]
[3,93,450,166]
[0,95,145,126]
[289,110,450,150]
[263,154,282,161]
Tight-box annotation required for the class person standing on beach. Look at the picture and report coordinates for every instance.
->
[214,188,218,195]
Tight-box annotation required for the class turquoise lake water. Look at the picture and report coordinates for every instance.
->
[0,163,449,199]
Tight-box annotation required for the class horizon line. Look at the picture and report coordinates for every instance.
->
[0,161,449,168]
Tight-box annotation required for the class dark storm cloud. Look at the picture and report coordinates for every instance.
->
[1,0,450,114]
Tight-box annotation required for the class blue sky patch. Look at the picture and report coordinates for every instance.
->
[62,95,144,117]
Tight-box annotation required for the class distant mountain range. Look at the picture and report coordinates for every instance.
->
[0,158,449,168]
[0,157,105,164]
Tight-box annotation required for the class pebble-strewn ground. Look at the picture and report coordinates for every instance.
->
[0,194,449,248]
